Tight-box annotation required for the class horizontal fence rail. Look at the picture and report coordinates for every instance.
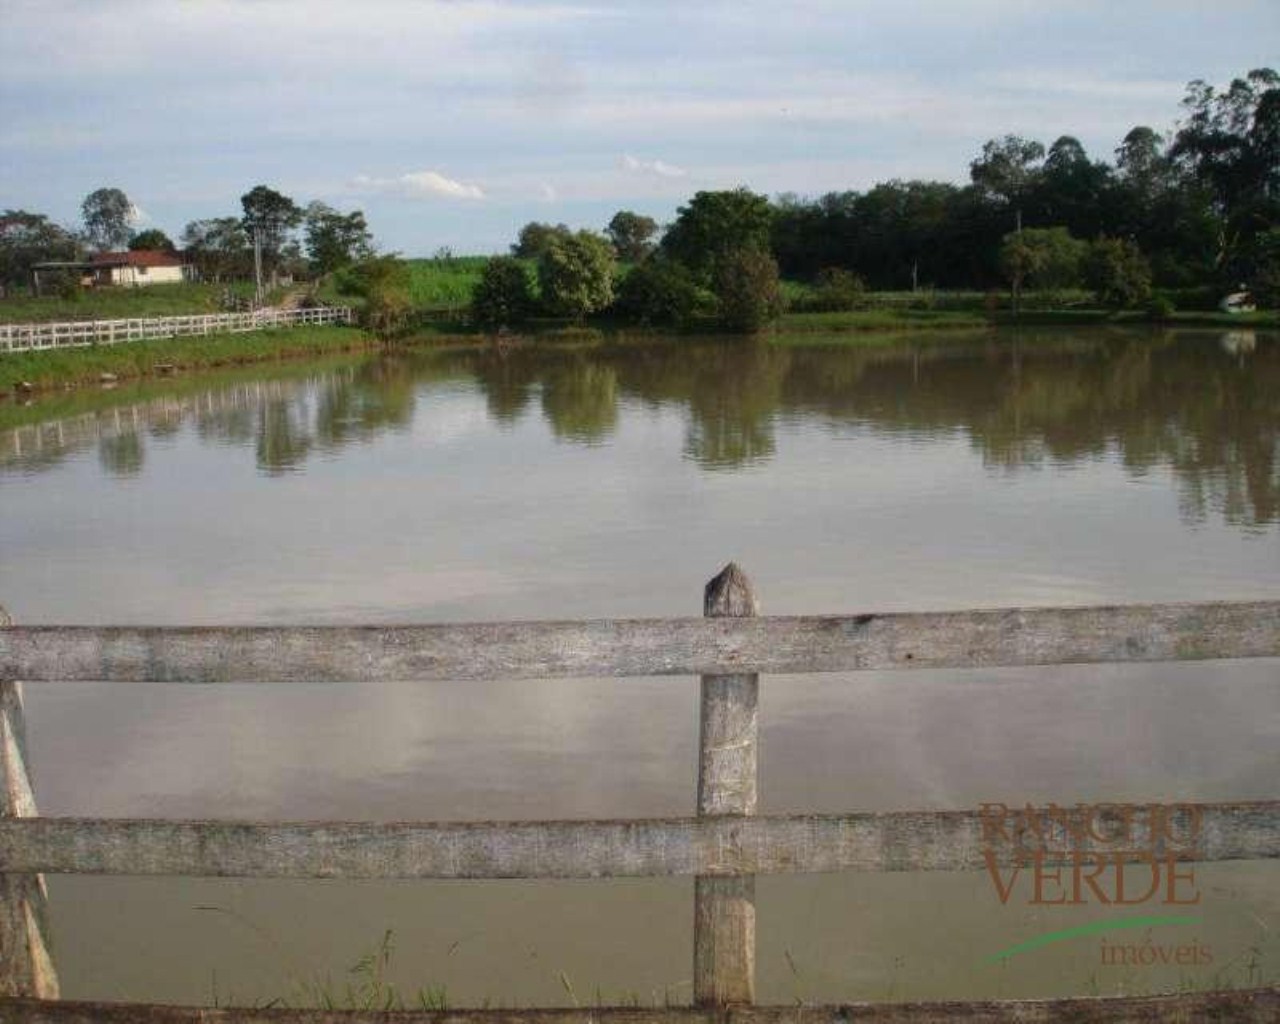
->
[0,306,355,354]
[2,600,1278,683]
[3,571,1278,1018]
[4,990,1280,1024]
[0,802,1276,880]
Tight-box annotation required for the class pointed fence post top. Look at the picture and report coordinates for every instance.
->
[704,563,759,619]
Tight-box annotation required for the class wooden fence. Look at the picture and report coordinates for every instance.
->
[0,307,355,354]
[1,565,1278,1022]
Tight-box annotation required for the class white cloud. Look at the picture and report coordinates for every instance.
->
[622,154,687,178]
[349,171,484,200]
[126,203,149,226]
[539,182,558,202]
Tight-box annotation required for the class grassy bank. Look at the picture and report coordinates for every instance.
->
[778,309,989,332]
[7,295,1273,398]
[1,325,373,396]
[990,309,1280,328]
[0,281,274,322]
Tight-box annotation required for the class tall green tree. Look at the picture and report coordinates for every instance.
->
[1115,127,1170,194]
[81,187,134,251]
[1171,68,1280,275]
[240,184,303,275]
[970,135,1045,230]
[1030,136,1114,238]
[303,202,373,274]
[605,210,659,262]
[537,230,615,319]
[662,188,773,283]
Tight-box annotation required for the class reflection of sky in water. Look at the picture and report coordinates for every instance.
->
[2,330,1277,1005]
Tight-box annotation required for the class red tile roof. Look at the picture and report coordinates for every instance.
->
[91,250,186,268]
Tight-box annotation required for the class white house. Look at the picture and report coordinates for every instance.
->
[89,250,192,286]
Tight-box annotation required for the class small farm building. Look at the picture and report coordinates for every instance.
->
[32,250,194,293]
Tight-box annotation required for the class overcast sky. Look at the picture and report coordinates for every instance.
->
[2,0,1276,256]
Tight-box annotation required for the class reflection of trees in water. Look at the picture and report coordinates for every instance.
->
[776,331,1278,527]
[678,342,789,469]
[97,431,144,477]
[256,397,313,475]
[197,404,255,447]
[4,333,1277,527]
[471,350,539,425]
[315,359,416,448]
[975,334,1278,527]
[540,360,619,443]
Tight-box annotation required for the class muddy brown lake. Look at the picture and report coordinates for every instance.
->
[1,327,1276,1005]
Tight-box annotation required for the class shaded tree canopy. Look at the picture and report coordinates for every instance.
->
[128,228,175,252]
[0,209,79,289]
[969,136,1045,209]
[606,210,659,262]
[182,217,250,281]
[512,221,571,259]
[662,187,774,283]
[1171,67,1279,276]
[1115,126,1168,189]
[1172,68,1279,219]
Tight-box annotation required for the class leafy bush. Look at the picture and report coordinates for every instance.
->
[1147,294,1176,320]
[613,259,701,326]
[809,267,867,311]
[999,227,1087,293]
[537,231,615,320]
[714,246,784,333]
[470,256,534,330]
[1085,237,1153,308]
[345,255,412,337]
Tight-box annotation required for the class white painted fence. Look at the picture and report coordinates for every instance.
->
[0,306,355,354]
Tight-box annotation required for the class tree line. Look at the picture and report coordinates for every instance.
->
[473,67,1278,331]
[0,184,375,296]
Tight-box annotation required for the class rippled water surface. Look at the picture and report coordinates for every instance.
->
[2,327,1277,1004]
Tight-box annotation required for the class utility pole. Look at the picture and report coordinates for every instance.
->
[253,228,264,308]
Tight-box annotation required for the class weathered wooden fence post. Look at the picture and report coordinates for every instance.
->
[693,563,758,1006]
[0,606,59,998]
